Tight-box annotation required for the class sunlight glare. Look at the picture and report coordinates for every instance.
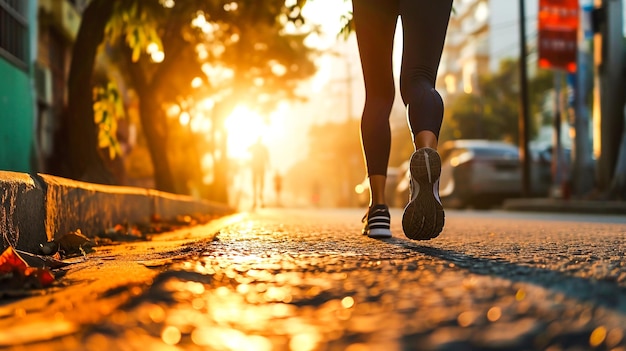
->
[225,106,271,160]
[201,153,214,184]
[196,43,209,60]
[160,0,175,8]
[191,77,203,88]
[166,104,181,118]
[190,113,203,133]
[192,13,207,28]
[146,42,159,54]
[161,326,182,345]
[301,0,352,49]
[200,98,215,110]
[271,61,287,76]
[224,2,238,12]
[269,102,287,136]
[179,111,191,126]
[289,332,320,351]
[310,55,332,93]
[151,50,165,63]
[202,63,234,86]
[147,42,165,63]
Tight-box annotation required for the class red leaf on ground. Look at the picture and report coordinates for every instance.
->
[0,246,28,273]
[0,247,55,287]
[24,267,56,286]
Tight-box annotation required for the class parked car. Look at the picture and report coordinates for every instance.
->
[355,167,402,207]
[533,144,572,198]
[396,140,553,209]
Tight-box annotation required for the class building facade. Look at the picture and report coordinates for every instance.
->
[0,0,83,173]
[36,0,82,173]
[438,0,538,100]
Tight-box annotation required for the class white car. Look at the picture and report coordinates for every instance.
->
[396,140,551,209]
[439,140,523,208]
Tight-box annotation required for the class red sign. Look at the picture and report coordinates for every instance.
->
[538,0,579,72]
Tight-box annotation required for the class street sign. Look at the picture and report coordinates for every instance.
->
[538,0,579,72]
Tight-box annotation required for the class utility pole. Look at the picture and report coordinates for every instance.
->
[593,0,624,194]
[518,0,531,197]
[553,71,564,198]
[572,0,595,197]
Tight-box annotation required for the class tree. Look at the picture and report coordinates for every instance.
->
[441,59,553,144]
[62,0,315,201]
[62,0,117,184]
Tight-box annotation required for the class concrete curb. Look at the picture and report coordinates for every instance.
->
[503,197,626,215]
[1,171,234,253]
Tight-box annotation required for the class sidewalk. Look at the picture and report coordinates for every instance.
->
[0,171,234,253]
[503,197,626,215]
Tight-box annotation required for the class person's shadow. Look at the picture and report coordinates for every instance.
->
[380,237,626,313]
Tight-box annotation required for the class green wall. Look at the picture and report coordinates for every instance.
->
[0,59,35,173]
[0,0,37,173]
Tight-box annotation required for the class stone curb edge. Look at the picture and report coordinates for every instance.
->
[0,171,234,253]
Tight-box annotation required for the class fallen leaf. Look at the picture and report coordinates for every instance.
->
[0,247,56,288]
[16,250,73,269]
[100,223,145,242]
[55,230,93,255]
[0,246,28,273]
[113,223,125,233]
[23,267,55,286]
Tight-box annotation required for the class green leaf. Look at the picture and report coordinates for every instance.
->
[132,45,141,62]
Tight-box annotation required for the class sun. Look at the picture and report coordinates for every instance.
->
[224,105,271,160]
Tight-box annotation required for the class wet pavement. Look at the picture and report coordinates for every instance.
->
[2,208,626,351]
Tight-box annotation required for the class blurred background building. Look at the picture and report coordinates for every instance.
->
[36,0,86,173]
[0,0,87,173]
[1,0,625,205]
[439,0,539,100]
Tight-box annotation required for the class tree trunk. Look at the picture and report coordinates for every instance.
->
[137,93,176,193]
[65,0,116,183]
[212,126,230,203]
[206,100,236,204]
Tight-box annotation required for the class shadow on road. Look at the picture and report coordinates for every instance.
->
[381,237,626,314]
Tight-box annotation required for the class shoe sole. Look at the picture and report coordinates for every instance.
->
[402,148,445,240]
[367,228,392,239]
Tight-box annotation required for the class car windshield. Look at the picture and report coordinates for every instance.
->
[471,147,518,158]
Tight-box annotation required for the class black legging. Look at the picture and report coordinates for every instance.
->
[353,0,453,176]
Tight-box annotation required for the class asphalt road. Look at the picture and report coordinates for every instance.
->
[1,208,626,351]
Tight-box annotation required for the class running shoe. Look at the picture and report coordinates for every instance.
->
[402,147,445,240]
[362,204,392,238]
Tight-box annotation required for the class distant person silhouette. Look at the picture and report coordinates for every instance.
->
[273,171,283,206]
[311,180,320,207]
[249,137,270,208]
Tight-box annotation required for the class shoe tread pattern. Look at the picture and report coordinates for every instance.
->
[402,148,445,240]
